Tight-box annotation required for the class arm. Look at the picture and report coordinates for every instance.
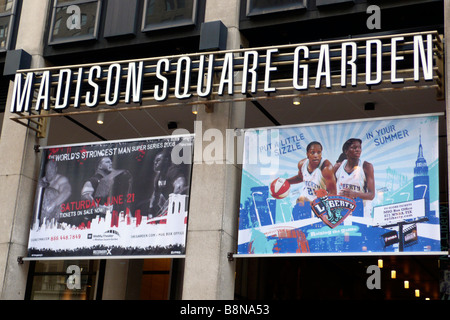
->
[56,177,72,205]
[362,161,375,200]
[45,176,72,213]
[81,181,95,200]
[321,160,337,195]
[333,162,342,175]
[286,159,306,184]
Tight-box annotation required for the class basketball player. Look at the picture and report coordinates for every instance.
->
[286,141,337,204]
[333,138,375,201]
[38,161,72,226]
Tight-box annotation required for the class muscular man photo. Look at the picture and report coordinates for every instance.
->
[37,161,72,226]
[81,156,133,212]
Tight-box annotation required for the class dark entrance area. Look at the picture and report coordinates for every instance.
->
[235,255,447,300]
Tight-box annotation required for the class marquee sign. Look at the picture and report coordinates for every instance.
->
[9,31,442,123]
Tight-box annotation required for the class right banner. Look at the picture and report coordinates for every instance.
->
[238,114,442,255]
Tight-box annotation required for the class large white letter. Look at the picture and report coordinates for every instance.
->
[414,34,433,81]
[55,69,72,110]
[73,67,83,108]
[105,63,122,106]
[85,65,101,108]
[197,54,214,97]
[10,72,34,113]
[293,46,309,90]
[218,52,234,95]
[341,42,357,87]
[125,61,143,103]
[391,37,405,83]
[36,71,51,111]
[315,44,331,89]
[154,58,170,101]
[366,39,382,85]
[264,49,278,93]
[241,51,259,94]
[175,56,192,99]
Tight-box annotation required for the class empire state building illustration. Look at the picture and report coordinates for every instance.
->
[413,135,432,219]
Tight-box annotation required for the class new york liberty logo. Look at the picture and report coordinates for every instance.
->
[311,189,356,228]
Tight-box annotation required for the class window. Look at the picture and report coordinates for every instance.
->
[0,0,17,51]
[246,0,306,17]
[48,0,102,45]
[316,0,355,7]
[25,260,103,300]
[142,0,197,32]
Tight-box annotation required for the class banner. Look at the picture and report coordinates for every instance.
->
[238,114,441,255]
[27,135,193,259]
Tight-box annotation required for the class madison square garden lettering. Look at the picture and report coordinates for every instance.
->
[10,34,435,113]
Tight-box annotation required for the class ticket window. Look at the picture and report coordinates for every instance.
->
[25,260,103,300]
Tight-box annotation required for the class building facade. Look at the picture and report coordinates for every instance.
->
[0,0,449,300]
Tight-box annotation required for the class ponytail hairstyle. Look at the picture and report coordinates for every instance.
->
[337,138,362,162]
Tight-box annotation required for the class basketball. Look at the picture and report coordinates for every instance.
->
[315,188,328,198]
[270,178,290,199]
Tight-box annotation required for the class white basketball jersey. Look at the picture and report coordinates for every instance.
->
[336,159,367,194]
[299,159,326,201]
[335,159,373,220]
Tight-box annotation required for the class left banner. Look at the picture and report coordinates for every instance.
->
[27,135,193,259]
